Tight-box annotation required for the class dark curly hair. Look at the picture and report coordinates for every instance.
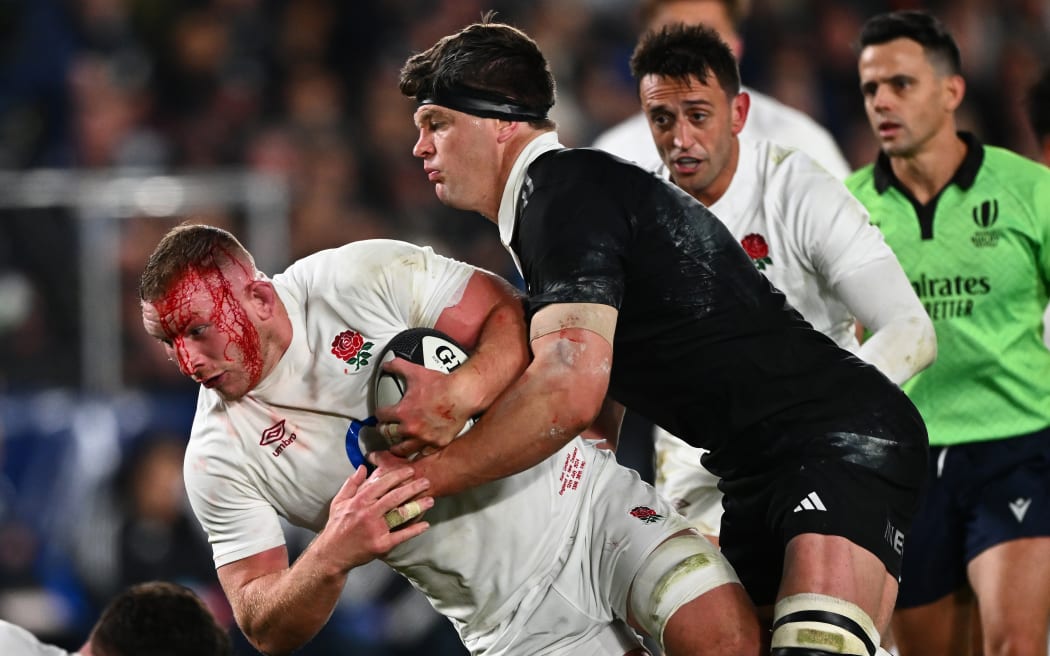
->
[399,13,556,129]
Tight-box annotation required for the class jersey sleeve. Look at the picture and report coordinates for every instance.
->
[515,178,631,316]
[183,434,286,569]
[287,239,477,330]
[782,154,894,287]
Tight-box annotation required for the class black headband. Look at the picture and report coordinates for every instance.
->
[418,84,550,122]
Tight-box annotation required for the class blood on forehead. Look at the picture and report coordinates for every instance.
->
[155,254,264,387]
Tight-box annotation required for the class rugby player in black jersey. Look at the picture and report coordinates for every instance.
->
[375,16,926,656]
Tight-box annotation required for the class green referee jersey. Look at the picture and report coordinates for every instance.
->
[847,132,1050,446]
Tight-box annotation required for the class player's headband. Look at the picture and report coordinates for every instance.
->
[417,83,550,122]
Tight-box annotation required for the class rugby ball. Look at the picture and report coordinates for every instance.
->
[350,328,474,464]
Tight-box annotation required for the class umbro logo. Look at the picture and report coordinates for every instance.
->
[261,419,298,457]
[793,491,827,513]
[1009,498,1032,523]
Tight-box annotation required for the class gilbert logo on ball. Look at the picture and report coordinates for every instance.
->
[345,328,475,468]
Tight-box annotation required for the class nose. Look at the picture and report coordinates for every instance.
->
[413,129,432,159]
[870,84,892,113]
[672,120,695,150]
[172,339,203,378]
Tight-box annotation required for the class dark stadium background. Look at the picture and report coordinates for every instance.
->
[0,1,1044,653]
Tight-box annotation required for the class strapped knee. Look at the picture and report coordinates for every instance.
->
[770,593,881,656]
[628,534,739,647]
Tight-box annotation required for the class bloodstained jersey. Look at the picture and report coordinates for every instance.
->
[500,134,926,480]
[847,133,1050,446]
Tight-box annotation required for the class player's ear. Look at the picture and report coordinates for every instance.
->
[731,90,750,136]
[246,280,279,320]
[495,118,519,144]
[943,74,965,112]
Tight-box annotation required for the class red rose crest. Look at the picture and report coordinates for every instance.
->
[629,506,664,524]
[331,330,375,371]
[740,233,773,270]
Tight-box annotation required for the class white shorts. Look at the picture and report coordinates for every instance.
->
[465,443,698,655]
[653,427,725,537]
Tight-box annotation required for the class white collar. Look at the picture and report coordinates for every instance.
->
[496,131,563,273]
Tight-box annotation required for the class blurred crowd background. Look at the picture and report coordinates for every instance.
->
[0,0,1045,654]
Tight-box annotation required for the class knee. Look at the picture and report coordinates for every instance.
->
[983,631,1048,656]
[629,534,752,653]
[771,593,884,656]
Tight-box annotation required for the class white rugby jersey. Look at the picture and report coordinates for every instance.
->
[711,139,894,349]
[592,87,851,180]
[183,239,587,639]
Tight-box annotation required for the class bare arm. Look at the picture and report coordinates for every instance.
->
[834,257,936,385]
[379,270,530,454]
[381,303,617,498]
[216,465,432,655]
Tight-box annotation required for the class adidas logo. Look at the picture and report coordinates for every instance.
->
[793,491,827,513]
[1009,498,1032,523]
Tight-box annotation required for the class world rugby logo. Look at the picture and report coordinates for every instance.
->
[971,199,998,228]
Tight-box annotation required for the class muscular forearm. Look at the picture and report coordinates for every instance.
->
[435,271,529,416]
[450,298,529,415]
[222,467,430,655]
[226,544,350,655]
[417,330,609,497]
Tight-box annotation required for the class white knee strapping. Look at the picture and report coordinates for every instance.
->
[628,534,739,647]
[771,593,881,656]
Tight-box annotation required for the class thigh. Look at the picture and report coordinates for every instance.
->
[968,538,1050,654]
[780,533,899,632]
[892,588,977,656]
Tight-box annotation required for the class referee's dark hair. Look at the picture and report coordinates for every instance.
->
[399,12,556,130]
[630,23,742,99]
[857,10,962,77]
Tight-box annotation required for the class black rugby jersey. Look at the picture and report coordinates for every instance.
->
[509,147,926,480]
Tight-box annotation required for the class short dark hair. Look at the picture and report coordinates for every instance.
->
[630,23,741,97]
[90,582,232,656]
[139,223,255,302]
[1028,68,1050,141]
[398,14,556,129]
[858,10,962,76]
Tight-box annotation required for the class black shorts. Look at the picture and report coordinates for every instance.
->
[719,433,927,607]
[896,426,1050,609]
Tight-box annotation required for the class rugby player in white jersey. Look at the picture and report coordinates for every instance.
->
[139,223,757,656]
[630,24,936,542]
[593,0,850,180]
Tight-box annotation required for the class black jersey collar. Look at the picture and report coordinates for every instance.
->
[873,131,984,194]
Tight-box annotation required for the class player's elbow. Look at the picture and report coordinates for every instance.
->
[240,621,308,656]
[532,338,611,436]
[234,606,314,656]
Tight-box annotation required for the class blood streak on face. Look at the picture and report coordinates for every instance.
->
[154,251,264,399]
